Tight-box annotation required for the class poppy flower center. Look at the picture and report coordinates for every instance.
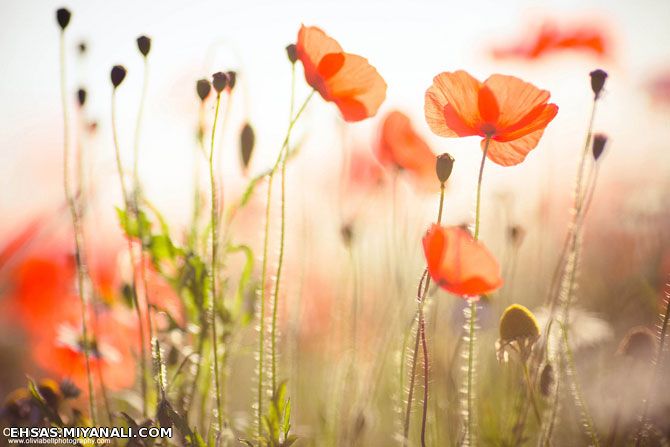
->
[479,123,497,138]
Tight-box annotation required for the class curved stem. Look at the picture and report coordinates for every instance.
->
[474,139,490,241]
[209,92,224,431]
[111,88,148,417]
[60,31,96,424]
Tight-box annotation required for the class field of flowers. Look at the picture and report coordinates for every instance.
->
[0,2,669,446]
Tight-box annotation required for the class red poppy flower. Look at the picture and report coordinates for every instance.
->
[492,21,610,61]
[32,305,138,391]
[425,70,558,166]
[375,110,436,182]
[296,25,387,122]
[422,225,503,296]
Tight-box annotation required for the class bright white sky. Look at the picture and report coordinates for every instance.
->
[1,0,669,233]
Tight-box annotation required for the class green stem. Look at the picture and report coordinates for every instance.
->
[60,32,96,423]
[522,362,541,423]
[209,92,224,431]
[258,88,314,439]
[111,88,148,417]
[466,298,477,446]
[474,139,490,241]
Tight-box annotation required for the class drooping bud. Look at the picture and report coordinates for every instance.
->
[617,326,657,363]
[76,88,87,107]
[226,71,237,90]
[592,133,608,161]
[136,35,151,57]
[286,44,298,64]
[589,69,608,100]
[56,8,71,30]
[507,225,526,248]
[37,379,62,408]
[212,71,228,94]
[110,65,127,88]
[435,153,454,184]
[539,363,554,397]
[196,78,211,102]
[240,123,255,169]
[499,304,540,343]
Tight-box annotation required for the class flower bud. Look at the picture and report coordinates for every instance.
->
[77,41,87,55]
[539,363,554,397]
[286,44,298,64]
[592,133,608,161]
[341,223,354,247]
[59,379,80,399]
[589,69,608,100]
[56,8,71,30]
[507,225,526,248]
[240,123,255,169]
[196,79,211,102]
[212,71,228,93]
[617,326,656,363]
[136,35,151,57]
[226,71,237,90]
[76,88,87,107]
[435,153,454,184]
[110,65,127,88]
[499,304,540,343]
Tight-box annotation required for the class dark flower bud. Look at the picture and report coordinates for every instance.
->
[110,65,127,88]
[286,44,298,64]
[435,153,455,184]
[136,35,151,57]
[77,41,87,55]
[56,8,71,30]
[592,133,608,161]
[226,71,237,90]
[156,398,174,429]
[76,88,87,107]
[589,69,608,100]
[539,363,554,397]
[341,223,354,247]
[212,71,228,93]
[59,379,81,399]
[240,123,255,169]
[196,79,211,102]
[37,379,62,408]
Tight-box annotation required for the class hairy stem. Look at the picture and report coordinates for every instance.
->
[474,139,490,241]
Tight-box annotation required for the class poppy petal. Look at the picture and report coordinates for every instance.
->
[323,53,386,121]
[376,111,435,178]
[484,129,544,166]
[296,25,343,88]
[483,74,551,129]
[425,71,482,137]
[496,103,558,142]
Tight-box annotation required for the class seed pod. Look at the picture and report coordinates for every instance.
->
[286,44,298,64]
[539,363,554,397]
[212,71,228,93]
[226,71,237,90]
[56,8,71,30]
[240,123,255,169]
[435,153,455,184]
[76,88,87,107]
[589,69,608,100]
[136,35,151,57]
[156,398,173,428]
[110,65,127,88]
[196,78,211,102]
[592,133,608,161]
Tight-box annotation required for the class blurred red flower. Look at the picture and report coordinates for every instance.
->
[422,225,503,296]
[425,70,558,166]
[647,70,670,107]
[375,111,436,183]
[491,21,611,61]
[296,25,387,122]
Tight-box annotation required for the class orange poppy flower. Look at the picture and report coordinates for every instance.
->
[492,21,610,61]
[375,110,436,181]
[422,225,503,296]
[296,25,386,122]
[425,70,558,166]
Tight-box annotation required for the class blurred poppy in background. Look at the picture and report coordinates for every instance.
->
[425,70,558,166]
[491,20,611,61]
[422,224,503,296]
[375,110,436,186]
[296,25,387,122]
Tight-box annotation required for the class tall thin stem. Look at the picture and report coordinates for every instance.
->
[111,87,148,416]
[465,298,477,447]
[209,92,224,431]
[403,181,446,446]
[270,62,297,395]
[60,30,96,424]
[258,88,315,438]
[474,139,490,241]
